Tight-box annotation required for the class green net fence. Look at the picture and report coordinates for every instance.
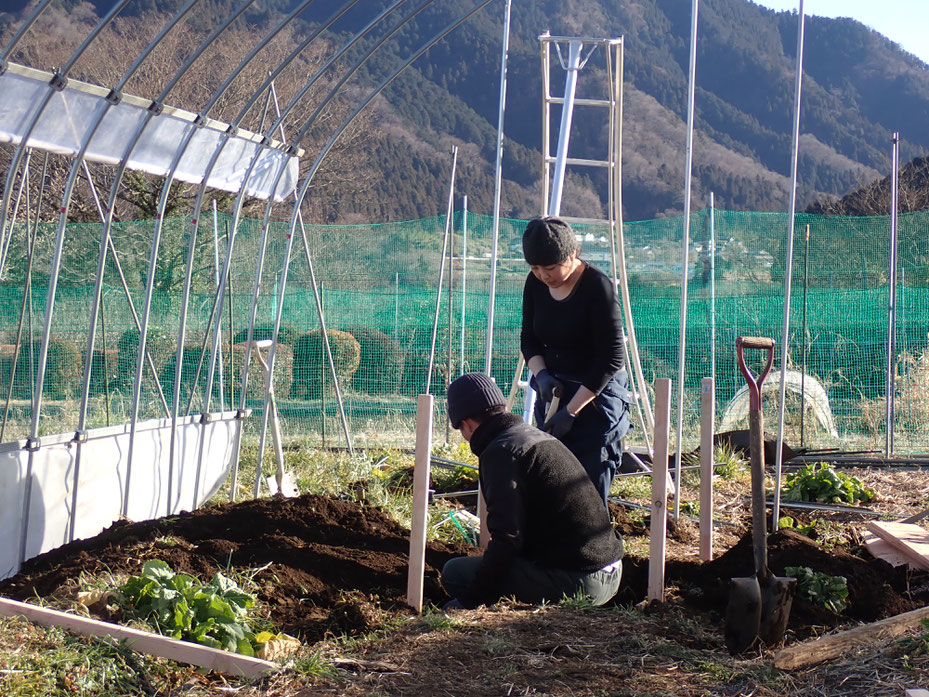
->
[0,208,926,452]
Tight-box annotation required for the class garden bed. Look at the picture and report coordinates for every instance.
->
[2,464,929,696]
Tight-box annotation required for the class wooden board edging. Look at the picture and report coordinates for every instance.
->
[0,596,279,679]
[773,604,929,670]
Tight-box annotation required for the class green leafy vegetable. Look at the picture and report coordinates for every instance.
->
[117,560,264,655]
[785,565,849,613]
[782,463,874,504]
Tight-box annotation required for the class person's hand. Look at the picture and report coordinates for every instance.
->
[443,598,466,612]
[544,408,576,439]
[534,369,564,404]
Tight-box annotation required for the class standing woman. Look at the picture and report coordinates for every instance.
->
[521,216,632,504]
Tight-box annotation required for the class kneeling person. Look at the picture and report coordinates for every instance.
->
[441,372,624,610]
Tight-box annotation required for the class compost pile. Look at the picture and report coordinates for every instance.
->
[1,493,927,643]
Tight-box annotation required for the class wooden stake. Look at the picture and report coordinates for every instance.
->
[0,597,277,679]
[699,377,715,561]
[773,604,929,670]
[407,394,433,612]
[648,378,671,603]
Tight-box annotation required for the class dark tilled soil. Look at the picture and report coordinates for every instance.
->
[1,493,926,643]
[0,494,471,642]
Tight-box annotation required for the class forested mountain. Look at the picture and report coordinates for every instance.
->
[2,0,929,223]
[806,156,929,216]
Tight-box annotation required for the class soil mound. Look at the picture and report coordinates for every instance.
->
[668,527,925,627]
[2,494,926,643]
[0,494,471,642]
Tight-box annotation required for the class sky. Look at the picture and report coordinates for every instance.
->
[751,0,929,66]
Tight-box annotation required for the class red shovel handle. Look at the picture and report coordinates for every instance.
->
[736,336,775,411]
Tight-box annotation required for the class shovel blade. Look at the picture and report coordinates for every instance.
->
[724,575,762,654]
[758,575,797,647]
[266,471,300,498]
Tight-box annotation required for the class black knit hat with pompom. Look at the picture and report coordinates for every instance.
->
[522,216,578,266]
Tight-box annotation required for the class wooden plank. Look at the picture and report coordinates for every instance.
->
[406,394,433,613]
[863,532,914,568]
[648,378,671,603]
[699,377,715,562]
[773,604,929,670]
[865,521,929,572]
[0,597,277,678]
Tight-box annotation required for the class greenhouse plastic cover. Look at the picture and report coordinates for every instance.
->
[0,64,298,202]
[0,411,241,581]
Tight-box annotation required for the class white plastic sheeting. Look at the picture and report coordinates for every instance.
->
[0,64,299,201]
[0,411,242,580]
[719,369,839,438]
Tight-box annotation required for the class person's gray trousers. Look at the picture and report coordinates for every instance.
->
[441,555,622,607]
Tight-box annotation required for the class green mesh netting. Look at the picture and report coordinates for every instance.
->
[0,209,924,451]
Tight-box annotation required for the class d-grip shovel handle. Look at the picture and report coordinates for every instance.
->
[736,336,775,411]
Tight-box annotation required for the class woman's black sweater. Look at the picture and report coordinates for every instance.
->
[520,262,625,395]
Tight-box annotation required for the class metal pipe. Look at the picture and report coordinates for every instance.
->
[773,0,806,532]
[426,147,458,396]
[886,133,900,456]
[247,2,433,491]
[447,187,454,441]
[800,223,810,446]
[548,40,583,217]
[16,0,138,560]
[213,199,225,411]
[0,0,133,279]
[297,217,354,453]
[228,0,493,494]
[673,0,700,521]
[460,195,468,376]
[709,191,716,396]
[175,0,371,424]
[119,0,262,517]
[0,150,32,279]
[483,0,512,375]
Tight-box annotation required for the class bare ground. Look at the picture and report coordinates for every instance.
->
[2,465,929,696]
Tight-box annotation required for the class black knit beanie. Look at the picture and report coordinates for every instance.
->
[447,372,506,429]
[522,216,578,266]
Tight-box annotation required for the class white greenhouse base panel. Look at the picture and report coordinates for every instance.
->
[0,410,243,580]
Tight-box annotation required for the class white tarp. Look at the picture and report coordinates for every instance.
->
[0,411,241,580]
[0,64,299,202]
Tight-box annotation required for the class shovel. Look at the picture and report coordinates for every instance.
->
[724,336,796,653]
[253,340,299,498]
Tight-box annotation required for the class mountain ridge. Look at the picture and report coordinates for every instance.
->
[1,0,927,222]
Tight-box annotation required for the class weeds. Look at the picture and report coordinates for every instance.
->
[292,647,339,678]
[0,616,173,697]
[898,617,929,657]
[713,441,749,479]
[558,590,597,611]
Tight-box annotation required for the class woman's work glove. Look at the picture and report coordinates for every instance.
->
[534,369,564,404]
[544,407,576,439]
